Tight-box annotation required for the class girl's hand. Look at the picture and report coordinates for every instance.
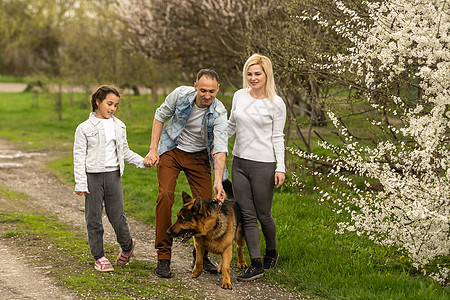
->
[75,191,90,196]
[274,172,285,188]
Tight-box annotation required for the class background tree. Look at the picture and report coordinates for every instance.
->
[0,0,32,75]
[124,0,277,87]
[0,0,63,76]
[289,0,450,283]
[22,0,76,120]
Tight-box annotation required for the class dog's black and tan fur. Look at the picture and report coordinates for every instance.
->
[166,181,247,289]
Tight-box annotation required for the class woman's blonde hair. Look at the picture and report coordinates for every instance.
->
[242,53,277,102]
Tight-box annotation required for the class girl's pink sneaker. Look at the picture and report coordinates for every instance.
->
[94,257,114,272]
[116,239,135,266]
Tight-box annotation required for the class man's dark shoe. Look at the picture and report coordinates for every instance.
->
[202,257,218,274]
[263,251,279,269]
[156,260,172,278]
[237,264,265,282]
[191,257,218,274]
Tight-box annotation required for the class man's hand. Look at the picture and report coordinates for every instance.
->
[213,181,226,203]
[275,172,285,188]
[212,152,226,202]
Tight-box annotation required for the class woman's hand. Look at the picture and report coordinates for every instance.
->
[274,172,285,188]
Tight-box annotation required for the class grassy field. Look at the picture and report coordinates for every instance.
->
[0,91,448,299]
[0,75,29,83]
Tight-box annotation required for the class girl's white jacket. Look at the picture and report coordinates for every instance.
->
[73,112,145,192]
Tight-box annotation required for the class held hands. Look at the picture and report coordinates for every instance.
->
[275,172,285,188]
[144,149,160,167]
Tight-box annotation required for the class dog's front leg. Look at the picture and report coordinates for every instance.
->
[220,245,233,289]
[192,239,204,278]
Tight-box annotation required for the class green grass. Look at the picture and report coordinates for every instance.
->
[0,91,448,299]
[0,186,30,200]
[0,75,29,83]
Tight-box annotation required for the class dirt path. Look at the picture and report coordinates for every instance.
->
[0,240,79,300]
[0,83,27,93]
[0,139,302,299]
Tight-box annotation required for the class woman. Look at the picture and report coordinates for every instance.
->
[228,54,286,281]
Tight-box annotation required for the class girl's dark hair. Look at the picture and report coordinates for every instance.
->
[90,85,120,112]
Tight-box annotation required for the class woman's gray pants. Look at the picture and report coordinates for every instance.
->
[85,170,132,260]
[231,157,277,260]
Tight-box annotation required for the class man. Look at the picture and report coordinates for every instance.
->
[144,69,228,278]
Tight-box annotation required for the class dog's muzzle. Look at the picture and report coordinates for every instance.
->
[180,230,195,243]
[166,228,195,243]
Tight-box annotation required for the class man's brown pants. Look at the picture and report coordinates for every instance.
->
[155,148,212,260]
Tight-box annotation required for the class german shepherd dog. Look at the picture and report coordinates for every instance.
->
[166,180,247,289]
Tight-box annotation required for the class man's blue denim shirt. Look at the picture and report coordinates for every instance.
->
[155,86,229,179]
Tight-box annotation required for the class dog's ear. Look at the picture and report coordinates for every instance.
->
[192,197,204,215]
[182,191,192,204]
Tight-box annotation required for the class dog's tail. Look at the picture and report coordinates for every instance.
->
[222,178,233,199]
[222,179,243,223]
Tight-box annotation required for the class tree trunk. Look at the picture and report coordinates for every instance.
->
[57,83,63,121]
[308,77,326,127]
[151,86,158,107]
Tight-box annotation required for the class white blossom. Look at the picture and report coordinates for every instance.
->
[291,0,450,284]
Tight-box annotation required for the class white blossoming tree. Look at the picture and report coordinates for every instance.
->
[290,0,449,283]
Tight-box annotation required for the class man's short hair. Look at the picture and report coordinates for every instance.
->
[196,69,219,83]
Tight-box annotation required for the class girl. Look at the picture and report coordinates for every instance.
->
[74,85,145,271]
[228,54,287,281]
